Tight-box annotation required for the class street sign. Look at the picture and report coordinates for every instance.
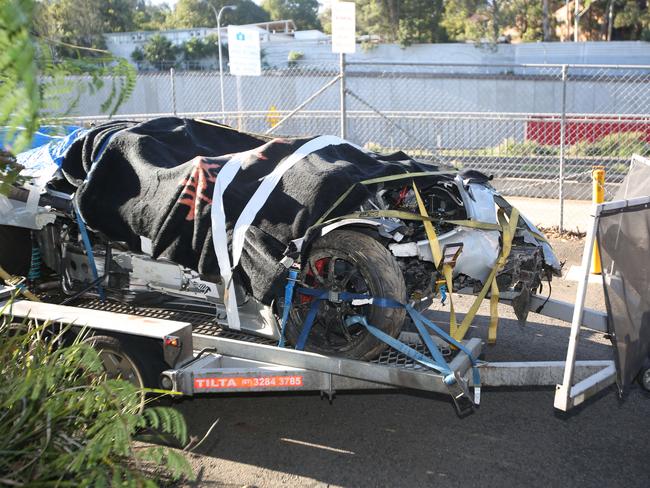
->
[227,26,261,76]
[331,1,356,54]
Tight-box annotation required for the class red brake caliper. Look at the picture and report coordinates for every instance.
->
[299,258,329,304]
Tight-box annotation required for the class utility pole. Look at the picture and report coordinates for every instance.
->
[210,3,238,121]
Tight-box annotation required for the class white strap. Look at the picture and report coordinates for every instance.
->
[210,153,247,330]
[230,135,348,268]
[25,183,41,214]
[213,136,355,330]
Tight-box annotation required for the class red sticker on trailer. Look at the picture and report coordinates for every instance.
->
[193,375,304,390]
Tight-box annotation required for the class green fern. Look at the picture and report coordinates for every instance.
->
[0,299,194,486]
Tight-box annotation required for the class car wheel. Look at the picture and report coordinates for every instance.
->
[638,365,650,392]
[285,229,407,360]
[84,335,166,411]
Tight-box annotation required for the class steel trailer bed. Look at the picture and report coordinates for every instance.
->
[0,284,615,412]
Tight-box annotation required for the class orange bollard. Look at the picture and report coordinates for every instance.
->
[592,166,605,274]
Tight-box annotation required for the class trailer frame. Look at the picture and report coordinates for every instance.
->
[1,271,616,413]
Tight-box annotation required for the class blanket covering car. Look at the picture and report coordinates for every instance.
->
[54,117,441,303]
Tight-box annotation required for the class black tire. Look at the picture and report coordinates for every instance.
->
[638,366,650,392]
[0,224,31,277]
[84,334,165,390]
[285,229,407,360]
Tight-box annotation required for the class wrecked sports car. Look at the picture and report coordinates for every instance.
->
[0,118,561,360]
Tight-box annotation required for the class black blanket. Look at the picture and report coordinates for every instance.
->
[59,117,440,303]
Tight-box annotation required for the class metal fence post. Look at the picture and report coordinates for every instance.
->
[559,64,568,232]
[236,75,243,131]
[170,67,177,116]
[340,53,347,139]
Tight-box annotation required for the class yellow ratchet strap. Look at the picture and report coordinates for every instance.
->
[442,264,457,336]
[450,206,519,344]
[488,207,519,343]
[194,118,273,140]
[194,118,236,130]
[320,209,500,232]
[412,181,458,336]
[313,169,528,344]
[316,170,455,225]
[0,265,40,302]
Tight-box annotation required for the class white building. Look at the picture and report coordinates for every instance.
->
[105,22,650,71]
[104,20,299,63]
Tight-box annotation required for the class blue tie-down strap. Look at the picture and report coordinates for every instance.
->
[278,269,299,347]
[73,204,105,301]
[288,284,481,406]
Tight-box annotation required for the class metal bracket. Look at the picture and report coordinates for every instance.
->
[320,372,336,404]
[327,290,342,303]
[447,372,475,416]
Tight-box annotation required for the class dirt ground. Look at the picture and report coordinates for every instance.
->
[171,237,649,488]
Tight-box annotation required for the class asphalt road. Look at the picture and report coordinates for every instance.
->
[174,238,650,488]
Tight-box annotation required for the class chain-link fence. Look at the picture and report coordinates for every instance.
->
[65,61,650,231]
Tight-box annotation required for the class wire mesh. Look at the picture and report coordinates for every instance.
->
[63,62,650,230]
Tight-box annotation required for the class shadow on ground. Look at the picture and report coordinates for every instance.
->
[173,311,646,487]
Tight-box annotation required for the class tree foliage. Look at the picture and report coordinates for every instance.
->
[134,0,171,31]
[613,0,650,40]
[182,34,221,61]
[504,0,546,42]
[322,0,447,45]
[1,0,41,154]
[166,0,269,29]
[36,0,141,54]
[441,0,505,43]
[142,33,178,68]
[261,0,321,30]
[1,0,136,192]
[28,0,650,48]
[397,0,447,45]
[133,34,227,70]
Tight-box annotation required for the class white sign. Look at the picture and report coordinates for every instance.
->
[331,1,356,54]
[227,26,261,76]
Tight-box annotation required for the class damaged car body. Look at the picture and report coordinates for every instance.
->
[0,118,562,361]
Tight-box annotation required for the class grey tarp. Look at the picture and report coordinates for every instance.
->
[598,155,650,391]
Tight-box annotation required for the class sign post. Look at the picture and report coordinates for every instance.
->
[331,1,356,139]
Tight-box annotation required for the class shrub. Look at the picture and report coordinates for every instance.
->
[493,138,558,157]
[570,131,649,158]
[131,47,145,63]
[287,50,304,67]
[0,299,193,487]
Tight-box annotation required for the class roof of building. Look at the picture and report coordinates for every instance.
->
[104,19,298,39]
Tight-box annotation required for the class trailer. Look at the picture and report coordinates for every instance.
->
[5,194,650,413]
[0,283,620,414]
